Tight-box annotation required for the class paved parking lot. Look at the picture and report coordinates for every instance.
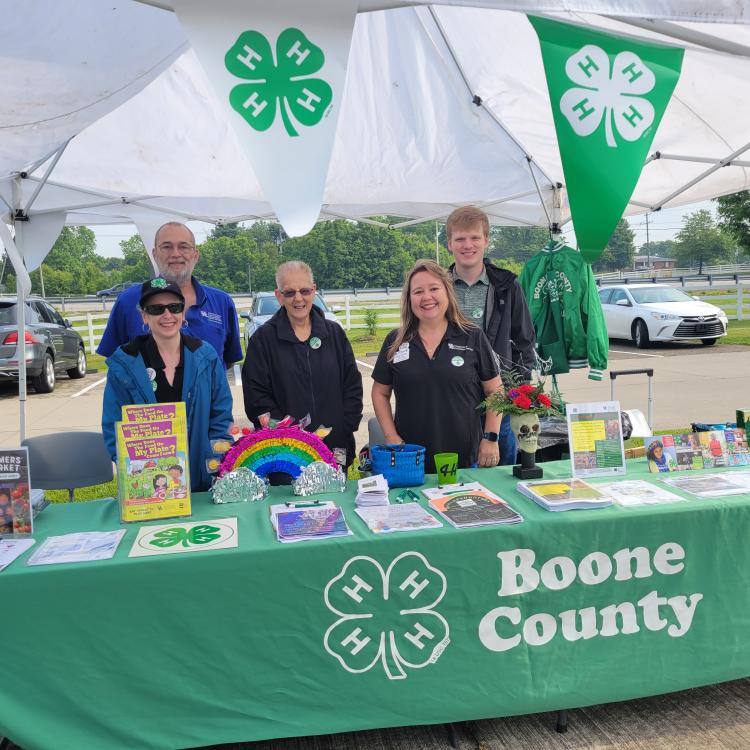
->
[0,342,748,448]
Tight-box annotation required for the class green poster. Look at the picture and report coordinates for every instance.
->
[529,16,684,263]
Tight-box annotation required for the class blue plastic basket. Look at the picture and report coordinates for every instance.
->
[370,443,426,487]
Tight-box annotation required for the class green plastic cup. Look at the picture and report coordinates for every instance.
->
[434,452,458,486]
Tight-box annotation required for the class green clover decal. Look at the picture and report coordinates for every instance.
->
[149,524,222,548]
[560,44,656,148]
[151,278,168,289]
[225,28,332,138]
[324,552,450,680]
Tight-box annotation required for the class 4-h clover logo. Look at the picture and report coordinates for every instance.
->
[149,524,222,548]
[225,28,332,137]
[560,44,656,148]
[324,552,450,680]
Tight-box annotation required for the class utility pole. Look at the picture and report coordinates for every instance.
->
[39,262,46,298]
[248,263,252,295]
[435,221,440,264]
[645,212,650,268]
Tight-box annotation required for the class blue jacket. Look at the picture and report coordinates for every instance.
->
[102,335,233,492]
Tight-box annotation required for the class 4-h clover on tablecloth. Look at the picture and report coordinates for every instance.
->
[560,44,656,148]
[149,524,222,548]
[225,27,332,138]
[324,552,450,680]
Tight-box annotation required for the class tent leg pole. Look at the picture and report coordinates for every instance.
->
[555,710,569,733]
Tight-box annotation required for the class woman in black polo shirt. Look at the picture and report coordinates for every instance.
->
[372,260,503,472]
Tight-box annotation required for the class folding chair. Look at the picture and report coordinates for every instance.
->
[21,432,114,502]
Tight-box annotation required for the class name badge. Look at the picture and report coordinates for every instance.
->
[451,356,464,367]
[394,343,410,363]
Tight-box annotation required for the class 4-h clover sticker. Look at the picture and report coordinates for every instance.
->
[324,552,450,680]
[560,45,656,148]
[225,28,332,138]
[149,524,222,548]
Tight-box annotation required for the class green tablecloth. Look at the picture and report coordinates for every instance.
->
[2,460,750,750]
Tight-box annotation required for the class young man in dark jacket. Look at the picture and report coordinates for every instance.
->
[446,206,537,465]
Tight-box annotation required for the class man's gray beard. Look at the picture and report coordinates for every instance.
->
[157,266,193,286]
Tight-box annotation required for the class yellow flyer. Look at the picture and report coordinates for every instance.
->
[122,402,186,424]
[116,408,191,523]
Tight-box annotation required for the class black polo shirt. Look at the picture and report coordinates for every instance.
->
[128,334,185,403]
[372,322,499,471]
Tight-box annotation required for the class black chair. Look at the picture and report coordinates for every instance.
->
[21,432,114,502]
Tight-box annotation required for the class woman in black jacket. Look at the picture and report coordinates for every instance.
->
[241,261,363,475]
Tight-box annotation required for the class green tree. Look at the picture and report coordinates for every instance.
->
[674,209,734,273]
[489,226,551,265]
[593,219,636,273]
[716,191,750,260]
[119,235,154,283]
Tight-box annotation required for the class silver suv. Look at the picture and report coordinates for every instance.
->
[0,297,87,393]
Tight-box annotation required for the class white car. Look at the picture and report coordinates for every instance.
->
[598,284,728,348]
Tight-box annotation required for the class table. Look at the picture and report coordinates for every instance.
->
[3,460,750,750]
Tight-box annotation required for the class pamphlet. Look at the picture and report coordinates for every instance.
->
[0,448,33,536]
[422,482,523,527]
[355,474,389,507]
[27,530,126,566]
[517,478,612,511]
[355,503,442,533]
[116,403,191,523]
[129,518,238,557]
[269,501,336,530]
[275,505,352,542]
[566,401,626,477]
[0,538,35,571]
[725,429,750,466]
[698,431,729,469]
[672,432,704,470]
[595,479,685,506]
[661,472,750,498]
[644,435,679,473]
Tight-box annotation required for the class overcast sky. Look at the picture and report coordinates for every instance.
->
[91,200,716,258]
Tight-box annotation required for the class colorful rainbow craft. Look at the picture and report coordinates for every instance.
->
[218,426,338,480]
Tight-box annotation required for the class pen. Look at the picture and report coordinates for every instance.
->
[285,500,321,508]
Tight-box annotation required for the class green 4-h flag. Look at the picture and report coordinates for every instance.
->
[529,16,684,263]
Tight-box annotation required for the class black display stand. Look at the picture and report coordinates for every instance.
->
[513,449,543,479]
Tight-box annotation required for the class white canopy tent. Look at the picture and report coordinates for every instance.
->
[4,0,750,438]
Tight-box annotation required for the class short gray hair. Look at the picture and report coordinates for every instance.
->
[275,260,314,289]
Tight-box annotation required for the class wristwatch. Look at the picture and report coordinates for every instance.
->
[482,431,499,442]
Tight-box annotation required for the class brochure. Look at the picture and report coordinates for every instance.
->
[121,402,186,424]
[672,432,704,470]
[644,435,679,473]
[517,478,612,511]
[355,503,442,534]
[269,501,336,530]
[0,448,33,536]
[422,482,523,528]
[566,401,626,477]
[129,518,238,557]
[275,506,352,543]
[661,472,750,498]
[0,538,36,571]
[595,479,685,506]
[698,431,729,469]
[355,474,389,507]
[27,530,126,566]
[725,429,750,466]
[116,414,191,523]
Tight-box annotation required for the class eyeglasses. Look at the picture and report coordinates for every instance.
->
[279,288,314,299]
[144,302,185,315]
[156,243,196,254]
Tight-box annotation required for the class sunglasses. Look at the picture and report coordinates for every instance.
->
[144,302,185,315]
[279,288,314,299]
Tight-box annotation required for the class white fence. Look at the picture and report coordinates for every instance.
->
[65,286,750,354]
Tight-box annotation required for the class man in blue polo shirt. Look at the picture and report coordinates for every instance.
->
[97,222,242,367]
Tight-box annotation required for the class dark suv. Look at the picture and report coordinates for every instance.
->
[0,297,87,393]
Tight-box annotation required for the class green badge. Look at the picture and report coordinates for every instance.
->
[225,28,332,138]
[309,336,322,350]
[472,307,483,319]
[151,381,158,391]
[451,356,464,367]
[151,278,167,289]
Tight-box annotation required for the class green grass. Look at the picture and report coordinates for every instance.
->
[721,319,750,346]
[46,478,118,503]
